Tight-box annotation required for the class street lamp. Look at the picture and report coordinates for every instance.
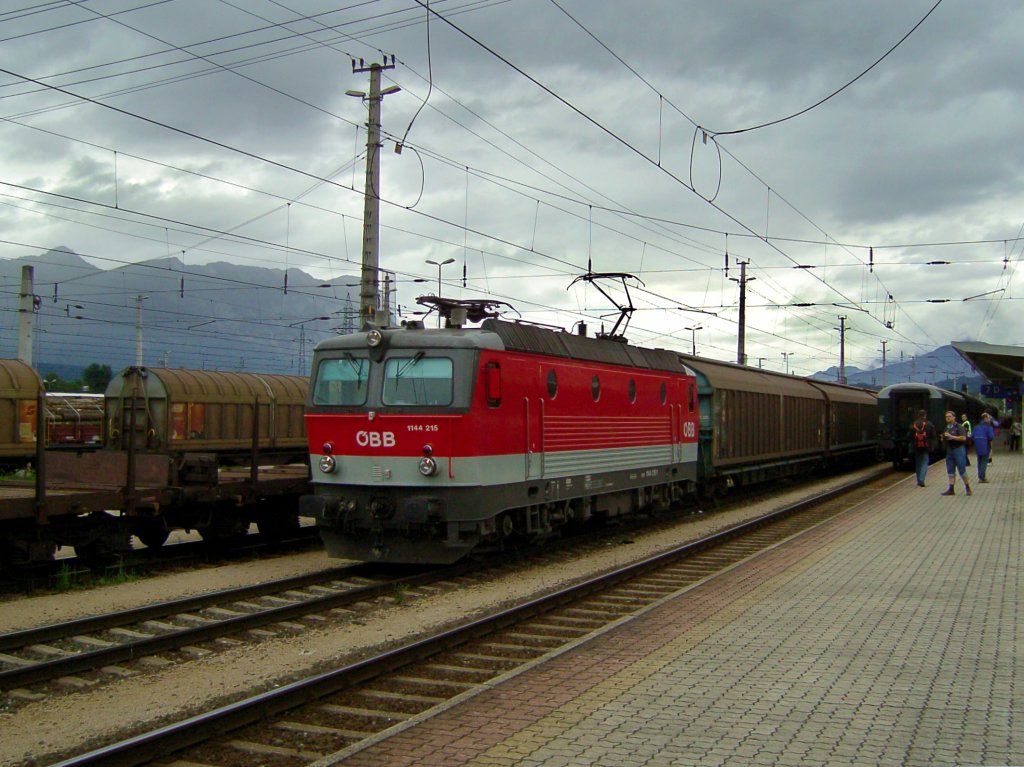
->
[685,325,703,355]
[425,257,455,327]
[781,352,792,375]
[134,295,149,367]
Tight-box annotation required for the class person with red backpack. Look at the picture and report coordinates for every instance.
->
[909,409,936,487]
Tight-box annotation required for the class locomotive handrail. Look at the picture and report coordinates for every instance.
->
[523,396,531,480]
[539,396,546,477]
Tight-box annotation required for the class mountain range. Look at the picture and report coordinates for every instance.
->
[809,346,981,392]
[2,247,983,392]
[1,247,361,378]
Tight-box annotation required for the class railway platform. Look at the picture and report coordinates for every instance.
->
[321,450,1023,767]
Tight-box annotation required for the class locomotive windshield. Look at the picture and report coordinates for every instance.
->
[312,355,369,406]
[382,356,453,406]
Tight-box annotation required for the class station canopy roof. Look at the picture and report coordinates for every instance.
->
[952,341,1024,390]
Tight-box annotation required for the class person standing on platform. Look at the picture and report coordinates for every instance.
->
[987,410,998,464]
[972,413,997,483]
[1011,418,1022,452]
[961,413,973,466]
[909,409,936,488]
[941,411,971,496]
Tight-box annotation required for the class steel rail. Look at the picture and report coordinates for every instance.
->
[51,470,888,767]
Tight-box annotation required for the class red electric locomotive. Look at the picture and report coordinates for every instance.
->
[301,299,700,564]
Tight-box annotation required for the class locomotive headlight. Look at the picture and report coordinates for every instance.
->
[366,329,383,347]
[418,456,438,476]
[318,455,337,474]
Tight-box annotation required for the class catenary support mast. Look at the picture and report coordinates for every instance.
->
[349,57,398,329]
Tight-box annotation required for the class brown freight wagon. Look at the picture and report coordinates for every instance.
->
[0,358,42,463]
[681,355,877,491]
[808,379,878,455]
[104,366,308,462]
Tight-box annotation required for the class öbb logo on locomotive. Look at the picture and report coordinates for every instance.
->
[355,430,396,448]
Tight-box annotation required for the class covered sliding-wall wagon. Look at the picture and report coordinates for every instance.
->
[683,355,876,490]
[0,359,42,463]
[104,366,307,460]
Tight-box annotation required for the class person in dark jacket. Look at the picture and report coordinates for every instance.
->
[908,409,936,488]
[972,413,997,483]
[940,410,971,496]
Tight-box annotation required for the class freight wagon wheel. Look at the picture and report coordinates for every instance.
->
[73,513,131,570]
[74,537,127,570]
[134,519,170,549]
[198,507,249,552]
[256,510,301,543]
[693,483,721,511]
[0,538,56,575]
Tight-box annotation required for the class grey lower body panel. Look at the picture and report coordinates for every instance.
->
[306,461,697,564]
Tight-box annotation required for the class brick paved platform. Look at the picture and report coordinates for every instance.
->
[316,452,1023,767]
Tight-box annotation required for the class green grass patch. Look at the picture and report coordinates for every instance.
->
[52,560,139,591]
[0,466,35,481]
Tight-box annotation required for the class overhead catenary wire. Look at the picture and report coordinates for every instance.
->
[0,5,974,290]
[408,0,900,333]
[701,0,945,137]
[2,2,1017,372]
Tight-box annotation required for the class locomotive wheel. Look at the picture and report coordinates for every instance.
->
[648,488,672,514]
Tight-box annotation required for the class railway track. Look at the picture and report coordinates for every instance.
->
[2,466,888,699]
[0,562,474,695]
[48,468,901,767]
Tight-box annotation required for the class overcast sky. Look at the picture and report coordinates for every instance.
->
[1,0,1021,377]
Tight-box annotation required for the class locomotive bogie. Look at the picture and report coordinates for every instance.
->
[305,459,692,563]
